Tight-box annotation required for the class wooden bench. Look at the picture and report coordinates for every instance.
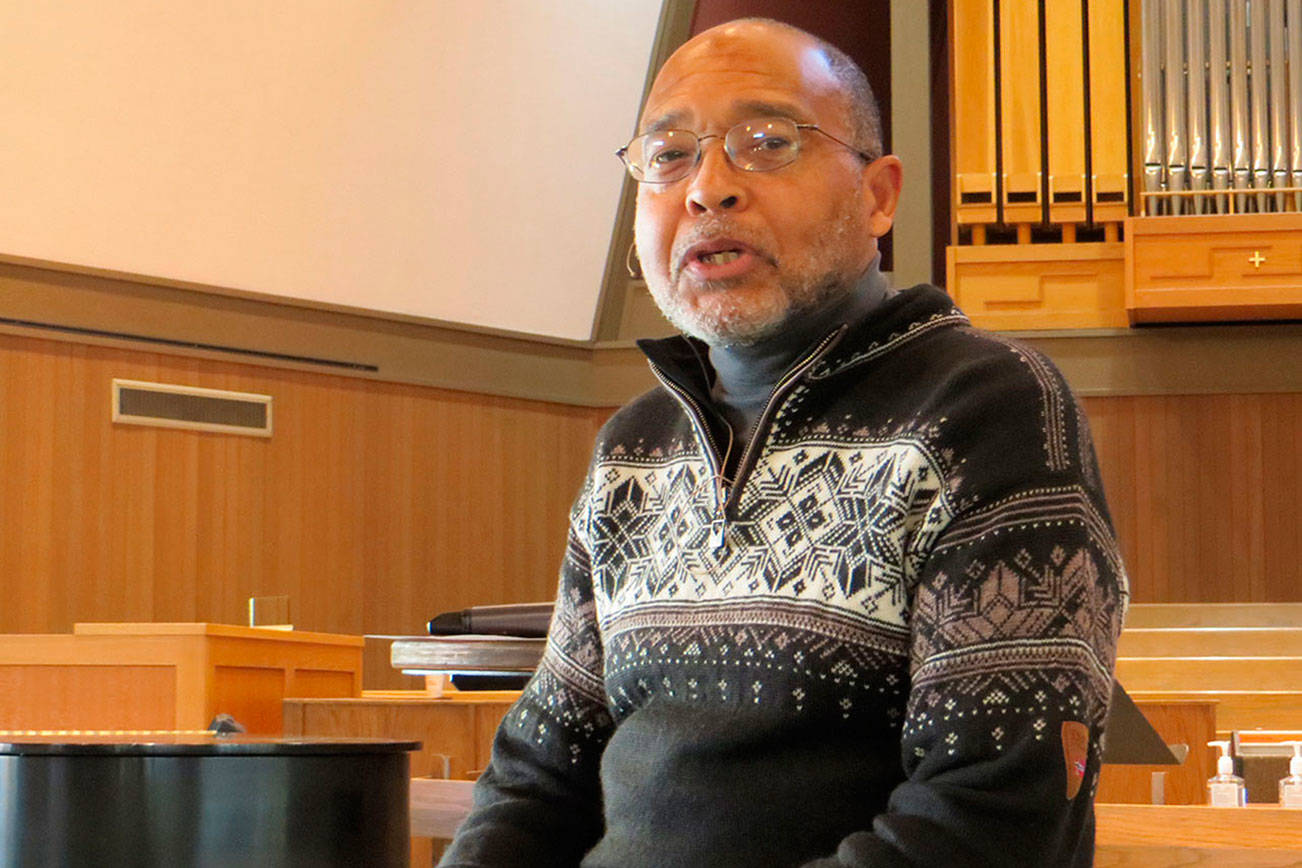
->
[1124,603,1302,629]
[1115,656,1302,691]
[1125,691,1302,735]
[1117,605,1302,737]
[1119,627,1302,658]
[1095,804,1302,866]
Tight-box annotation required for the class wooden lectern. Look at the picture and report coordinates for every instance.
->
[0,622,362,734]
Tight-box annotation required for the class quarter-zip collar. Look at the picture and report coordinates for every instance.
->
[637,283,967,527]
[706,262,891,456]
[638,283,964,402]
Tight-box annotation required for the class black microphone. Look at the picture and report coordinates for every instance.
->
[426,602,554,638]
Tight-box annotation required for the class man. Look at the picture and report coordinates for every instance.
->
[441,18,1126,868]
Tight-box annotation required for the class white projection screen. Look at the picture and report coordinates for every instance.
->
[0,1,664,341]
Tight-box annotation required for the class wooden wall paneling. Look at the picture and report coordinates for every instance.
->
[1191,396,1221,600]
[1080,393,1302,605]
[2,340,48,631]
[1155,396,1182,602]
[1082,395,1139,581]
[1131,394,1159,601]
[153,416,198,623]
[0,333,607,676]
[1078,395,1132,604]
[1228,395,1266,601]
[5,328,1301,671]
[263,370,310,632]
[1263,394,1301,596]
[1174,396,1209,601]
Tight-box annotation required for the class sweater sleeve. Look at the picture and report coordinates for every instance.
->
[438,513,614,868]
[804,351,1128,868]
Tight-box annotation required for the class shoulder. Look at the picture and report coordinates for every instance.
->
[920,326,1099,502]
[834,295,1090,491]
[589,386,694,465]
[597,387,680,440]
[936,325,1074,415]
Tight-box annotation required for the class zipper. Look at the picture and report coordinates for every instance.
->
[723,325,847,514]
[646,364,728,526]
[646,324,847,548]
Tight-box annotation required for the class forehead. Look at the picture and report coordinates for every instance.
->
[639,27,845,133]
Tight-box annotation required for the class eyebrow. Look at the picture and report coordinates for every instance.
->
[641,110,690,135]
[732,100,813,124]
[639,100,813,135]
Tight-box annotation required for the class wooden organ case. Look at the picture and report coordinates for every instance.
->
[946,0,1302,328]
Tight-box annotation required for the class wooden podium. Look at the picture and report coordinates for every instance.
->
[0,622,363,734]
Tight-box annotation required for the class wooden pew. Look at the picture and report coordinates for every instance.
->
[1115,656,1302,692]
[1095,804,1302,866]
[1126,691,1302,735]
[1104,604,1302,805]
[1116,606,1302,737]
[1124,603,1302,629]
[1119,627,1302,657]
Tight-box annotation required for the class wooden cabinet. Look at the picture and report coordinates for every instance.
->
[947,242,1127,330]
[1126,214,1302,323]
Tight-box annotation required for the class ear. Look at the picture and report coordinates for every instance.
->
[859,155,903,238]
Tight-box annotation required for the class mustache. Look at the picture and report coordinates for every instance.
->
[671,220,775,273]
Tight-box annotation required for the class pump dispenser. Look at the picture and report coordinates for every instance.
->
[1280,742,1302,808]
[1207,740,1246,807]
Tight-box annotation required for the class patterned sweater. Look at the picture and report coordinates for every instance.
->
[440,286,1128,868]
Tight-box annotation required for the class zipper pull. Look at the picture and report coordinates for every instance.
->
[709,515,727,551]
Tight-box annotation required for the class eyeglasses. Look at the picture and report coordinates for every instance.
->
[616,117,875,184]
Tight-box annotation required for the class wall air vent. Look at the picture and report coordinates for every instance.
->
[111,379,273,437]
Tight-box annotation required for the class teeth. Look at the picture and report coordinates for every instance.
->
[700,250,741,265]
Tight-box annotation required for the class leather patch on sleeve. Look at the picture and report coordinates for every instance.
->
[1061,721,1089,800]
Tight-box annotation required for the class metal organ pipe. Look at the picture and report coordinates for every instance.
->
[1145,0,1299,214]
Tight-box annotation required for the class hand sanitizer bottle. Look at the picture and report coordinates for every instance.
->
[1279,742,1302,808]
[1207,740,1246,807]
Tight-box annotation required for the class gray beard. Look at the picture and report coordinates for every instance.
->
[659,272,852,347]
[645,206,865,347]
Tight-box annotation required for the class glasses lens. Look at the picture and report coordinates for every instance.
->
[726,118,800,171]
[628,130,698,183]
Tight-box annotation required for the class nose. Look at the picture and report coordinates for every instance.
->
[684,138,748,216]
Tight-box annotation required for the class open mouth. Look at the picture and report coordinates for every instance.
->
[697,249,743,265]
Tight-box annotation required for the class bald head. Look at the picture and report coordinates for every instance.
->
[644,18,882,161]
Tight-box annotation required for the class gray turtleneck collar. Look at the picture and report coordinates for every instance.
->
[707,259,890,459]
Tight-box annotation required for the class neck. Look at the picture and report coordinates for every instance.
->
[707,261,888,442]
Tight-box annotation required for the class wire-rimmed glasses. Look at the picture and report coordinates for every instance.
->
[616,117,874,184]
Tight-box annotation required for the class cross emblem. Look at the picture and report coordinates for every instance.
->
[1249,251,1266,268]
